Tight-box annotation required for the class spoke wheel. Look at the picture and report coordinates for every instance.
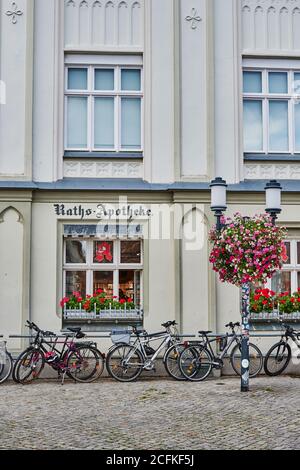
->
[0,350,13,384]
[67,346,104,383]
[264,342,291,376]
[15,348,45,384]
[106,344,144,382]
[179,345,213,382]
[230,342,263,377]
[164,343,187,381]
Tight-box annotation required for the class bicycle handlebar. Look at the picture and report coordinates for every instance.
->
[161,321,177,329]
[25,321,56,338]
[225,322,240,329]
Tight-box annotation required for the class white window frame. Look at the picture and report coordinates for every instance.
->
[64,55,144,153]
[243,58,300,155]
[266,240,300,294]
[63,238,143,307]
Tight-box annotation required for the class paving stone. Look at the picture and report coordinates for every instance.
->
[0,376,300,450]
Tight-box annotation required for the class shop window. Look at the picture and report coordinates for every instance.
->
[63,238,143,306]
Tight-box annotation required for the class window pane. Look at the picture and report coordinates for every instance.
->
[295,103,300,151]
[67,97,87,148]
[121,241,141,264]
[269,101,289,151]
[269,72,288,94]
[95,69,114,90]
[271,271,291,294]
[65,271,86,297]
[243,100,263,151]
[94,98,114,149]
[119,270,135,301]
[68,68,87,90]
[293,73,300,94]
[243,71,262,93]
[93,241,114,264]
[93,271,114,297]
[297,242,300,265]
[66,240,86,264]
[121,69,141,91]
[284,242,291,265]
[121,98,141,149]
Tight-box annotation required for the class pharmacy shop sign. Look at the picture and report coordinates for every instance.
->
[53,203,152,221]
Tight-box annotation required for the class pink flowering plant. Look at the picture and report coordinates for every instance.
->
[60,289,135,313]
[209,213,287,287]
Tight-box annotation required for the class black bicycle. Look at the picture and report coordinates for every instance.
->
[179,322,263,381]
[264,323,299,376]
[13,321,105,384]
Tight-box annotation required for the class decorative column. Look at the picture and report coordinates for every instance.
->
[241,282,250,392]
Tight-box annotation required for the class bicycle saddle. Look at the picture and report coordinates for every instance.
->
[67,327,85,339]
[198,330,212,335]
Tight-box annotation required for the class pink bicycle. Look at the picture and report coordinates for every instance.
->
[13,321,105,384]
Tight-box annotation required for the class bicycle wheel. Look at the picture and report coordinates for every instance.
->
[106,344,144,382]
[0,350,13,384]
[230,342,263,378]
[164,343,187,381]
[67,345,105,383]
[15,348,45,384]
[264,341,291,377]
[179,345,213,382]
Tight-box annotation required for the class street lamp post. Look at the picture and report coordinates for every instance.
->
[210,178,282,392]
[265,180,282,226]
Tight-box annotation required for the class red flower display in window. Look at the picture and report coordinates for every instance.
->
[95,242,113,263]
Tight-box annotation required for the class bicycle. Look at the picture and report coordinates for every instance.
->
[106,321,186,382]
[0,339,13,384]
[179,322,263,382]
[13,321,105,384]
[264,323,299,376]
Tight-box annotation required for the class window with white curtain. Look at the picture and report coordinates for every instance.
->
[65,56,143,153]
[243,59,300,154]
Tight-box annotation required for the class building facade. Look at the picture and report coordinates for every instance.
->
[1,0,300,353]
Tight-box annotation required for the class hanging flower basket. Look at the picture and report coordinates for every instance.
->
[209,213,287,287]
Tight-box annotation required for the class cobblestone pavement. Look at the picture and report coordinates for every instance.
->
[0,376,300,450]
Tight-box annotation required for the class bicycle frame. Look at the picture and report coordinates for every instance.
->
[194,331,240,367]
[123,332,174,367]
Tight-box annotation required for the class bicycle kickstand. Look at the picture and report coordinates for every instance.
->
[61,370,67,386]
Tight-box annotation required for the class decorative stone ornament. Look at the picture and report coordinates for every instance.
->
[185,8,202,30]
[5,2,23,24]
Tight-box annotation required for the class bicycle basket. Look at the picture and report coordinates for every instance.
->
[111,331,131,345]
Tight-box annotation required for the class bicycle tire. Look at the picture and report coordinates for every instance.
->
[106,343,144,382]
[179,344,213,382]
[14,348,45,384]
[164,343,187,381]
[230,342,263,378]
[264,341,291,377]
[67,345,105,382]
[0,351,13,384]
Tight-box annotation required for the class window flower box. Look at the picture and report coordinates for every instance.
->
[63,306,143,322]
[250,311,300,322]
[60,290,142,323]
